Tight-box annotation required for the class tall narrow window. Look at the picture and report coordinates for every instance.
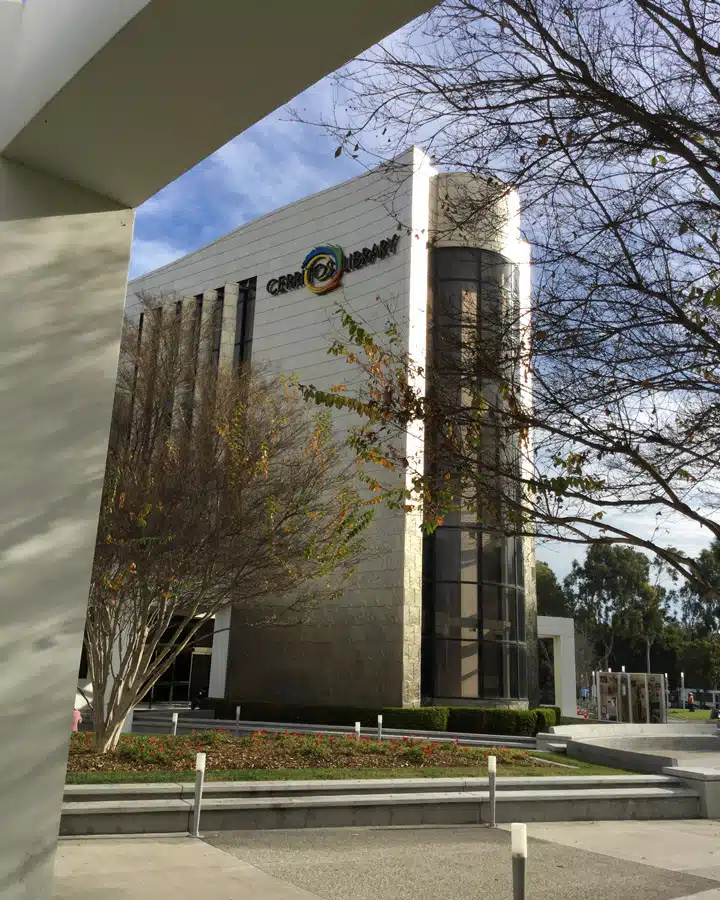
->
[211,288,225,372]
[422,248,528,702]
[233,278,256,369]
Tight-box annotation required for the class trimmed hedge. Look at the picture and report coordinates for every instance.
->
[538,706,561,728]
[382,706,449,731]
[447,707,539,736]
[534,708,557,733]
[211,702,449,730]
[211,700,549,736]
[211,701,378,727]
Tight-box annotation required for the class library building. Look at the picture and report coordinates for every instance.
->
[125,147,537,711]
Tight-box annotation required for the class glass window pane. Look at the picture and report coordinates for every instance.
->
[173,649,191,682]
[505,536,517,586]
[480,532,503,583]
[509,644,520,699]
[515,538,525,588]
[434,639,479,698]
[434,528,478,582]
[517,590,526,643]
[481,641,503,698]
[517,644,528,699]
[172,683,190,703]
[481,585,511,641]
[435,248,479,280]
[443,507,480,527]
[434,582,478,639]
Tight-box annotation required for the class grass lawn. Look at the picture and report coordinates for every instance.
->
[66,759,630,784]
[668,708,713,721]
[66,730,632,784]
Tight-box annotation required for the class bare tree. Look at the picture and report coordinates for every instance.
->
[299,0,720,594]
[86,299,371,752]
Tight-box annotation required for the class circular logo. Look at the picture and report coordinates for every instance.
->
[302,244,344,295]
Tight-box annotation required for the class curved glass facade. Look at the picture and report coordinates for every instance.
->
[422,247,529,703]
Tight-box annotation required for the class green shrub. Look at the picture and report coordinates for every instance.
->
[538,706,561,729]
[212,701,449,731]
[533,708,557,733]
[381,707,449,731]
[212,700,377,727]
[447,707,538,736]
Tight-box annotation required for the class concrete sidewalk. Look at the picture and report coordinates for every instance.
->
[517,820,720,889]
[52,836,323,899]
[207,823,720,900]
[53,821,720,899]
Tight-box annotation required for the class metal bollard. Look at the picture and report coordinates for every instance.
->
[235,704,241,737]
[354,721,361,739]
[191,752,206,838]
[488,755,497,827]
[511,823,527,900]
[377,714,383,741]
[171,712,178,736]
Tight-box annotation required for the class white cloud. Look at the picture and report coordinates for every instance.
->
[129,238,186,280]
[538,508,713,584]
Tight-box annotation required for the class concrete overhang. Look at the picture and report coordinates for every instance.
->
[0,0,435,207]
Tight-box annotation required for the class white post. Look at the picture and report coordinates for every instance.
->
[235,704,241,737]
[354,721,361,739]
[626,674,633,724]
[191,752,206,838]
[377,714,383,741]
[621,665,625,673]
[488,755,497,828]
[511,823,527,900]
[171,712,179,736]
[681,671,686,708]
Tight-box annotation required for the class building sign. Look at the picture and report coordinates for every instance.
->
[266,233,400,296]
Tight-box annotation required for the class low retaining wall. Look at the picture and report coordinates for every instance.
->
[545,723,720,776]
[59,776,702,835]
[566,739,679,774]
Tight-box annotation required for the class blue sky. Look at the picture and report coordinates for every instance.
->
[128,70,712,586]
[129,82,363,280]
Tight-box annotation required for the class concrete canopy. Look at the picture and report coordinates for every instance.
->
[0,2,435,897]
[1,0,434,207]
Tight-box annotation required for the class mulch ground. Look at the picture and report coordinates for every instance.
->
[67,729,544,774]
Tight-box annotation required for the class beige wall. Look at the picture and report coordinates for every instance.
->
[0,157,133,898]
[128,150,435,709]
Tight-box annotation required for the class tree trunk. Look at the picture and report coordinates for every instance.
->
[95,715,129,754]
[646,638,651,674]
[91,670,137,753]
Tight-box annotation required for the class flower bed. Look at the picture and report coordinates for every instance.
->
[67,729,540,774]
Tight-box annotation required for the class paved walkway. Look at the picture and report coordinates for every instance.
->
[52,836,319,900]
[54,821,720,900]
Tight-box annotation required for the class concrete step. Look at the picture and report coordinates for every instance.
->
[63,774,680,804]
[59,777,701,835]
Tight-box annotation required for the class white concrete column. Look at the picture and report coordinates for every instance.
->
[170,296,199,436]
[0,156,132,899]
[553,632,578,720]
[208,607,231,699]
[538,616,577,720]
[219,281,239,369]
[192,289,217,409]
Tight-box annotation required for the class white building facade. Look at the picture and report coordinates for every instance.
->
[127,148,537,711]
